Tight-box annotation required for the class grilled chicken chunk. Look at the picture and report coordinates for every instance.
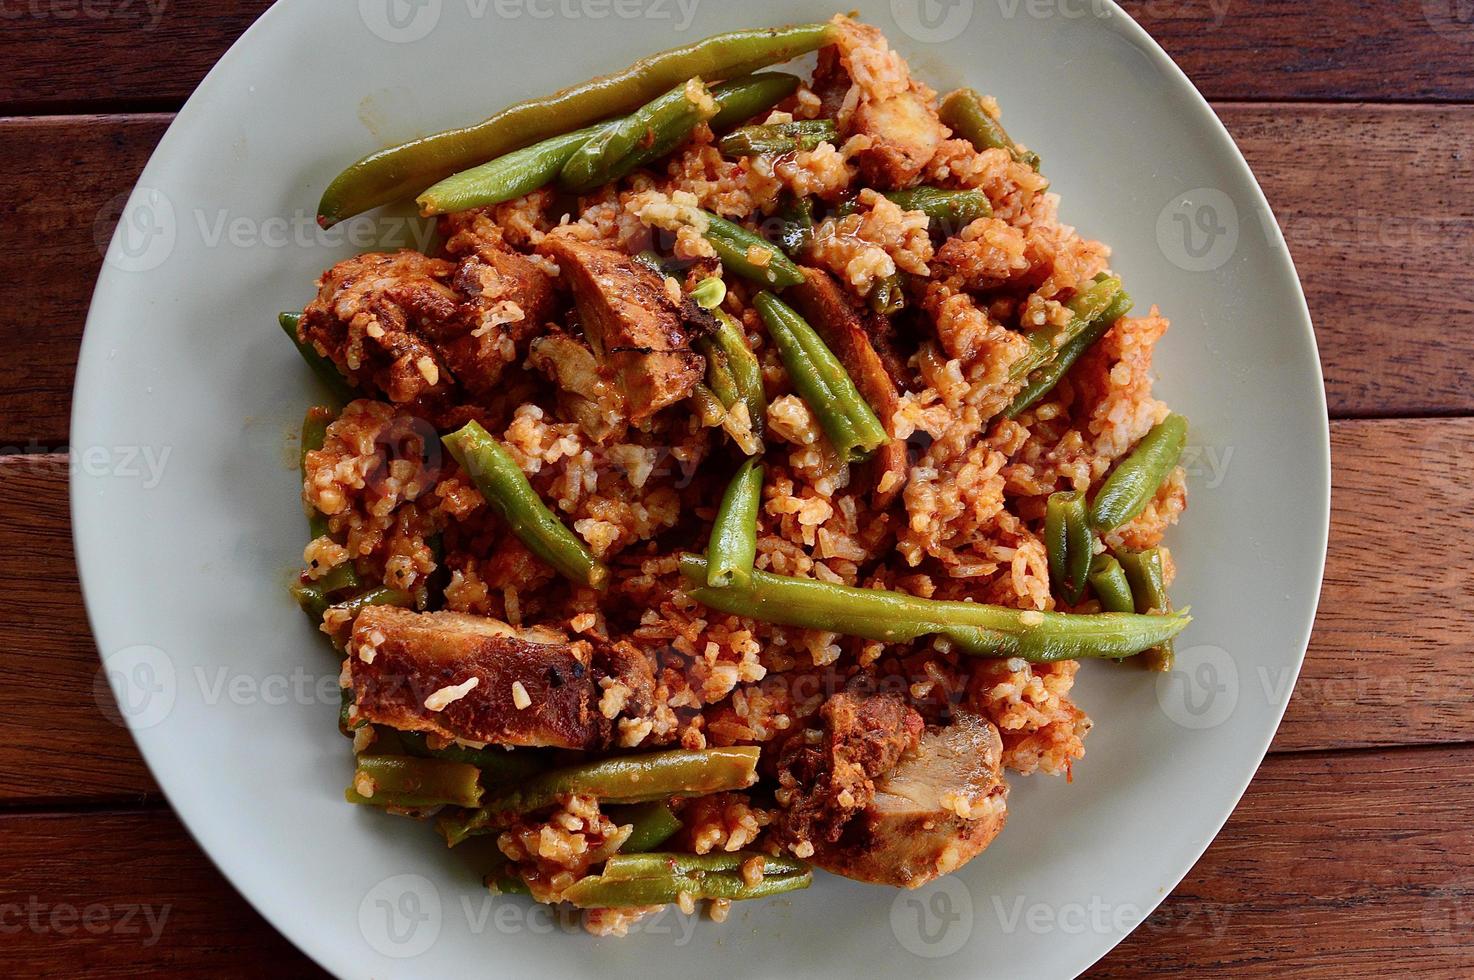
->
[814,712,1009,888]
[299,246,553,404]
[851,89,951,189]
[791,268,909,506]
[438,245,557,395]
[348,607,608,750]
[774,691,925,847]
[539,237,706,422]
[528,330,628,442]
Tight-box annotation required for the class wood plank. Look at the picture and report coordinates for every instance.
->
[3,746,1469,975]
[4,417,1470,803]
[1089,745,1474,977]
[0,1,268,112]
[4,104,1470,443]
[1222,103,1474,418]
[0,455,156,802]
[0,115,171,447]
[1273,417,1474,751]
[1,1,1471,108]
[1120,0,1474,102]
[0,807,321,977]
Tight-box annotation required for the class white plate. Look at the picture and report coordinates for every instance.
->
[74,1,1328,976]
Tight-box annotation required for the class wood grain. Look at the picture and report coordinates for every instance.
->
[1090,745,1474,977]
[0,2,269,113]
[1274,417,1474,751]
[0,454,156,802]
[4,416,1469,802]
[2,104,1471,443]
[1120,0,1474,102]
[1,1,1471,109]
[0,115,171,448]
[3,747,1469,976]
[0,807,320,977]
[1222,103,1474,418]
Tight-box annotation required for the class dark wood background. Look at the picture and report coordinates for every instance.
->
[3,1,1471,975]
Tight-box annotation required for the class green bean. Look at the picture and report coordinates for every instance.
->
[291,582,329,623]
[603,851,807,880]
[754,291,888,461]
[697,310,767,443]
[560,79,718,193]
[442,747,760,845]
[292,585,413,637]
[1045,491,1093,606]
[396,731,548,785]
[281,313,356,404]
[719,120,838,157]
[699,211,806,288]
[561,865,811,908]
[707,458,764,587]
[679,554,1189,662]
[1005,289,1134,418]
[418,74,800,215]
[939,88,1040,171]
[1119,548,1177,672]
[689,276,727,310]
[703,345,743,409]
[345,755,484,809]
[318,24,836,225]
[870,273,906,315]
[1009,276,1122,383]
[481,848,533,896]
[608,802,684,853]
[299,407,333,540]
[709,72,803,131]
[338,687,364,738]
[774,194,814,257]
[634,249,672,275]
[840,187,992,230]
[442,421,609,589]
[1089,414,1189,531]
[1088,555,1136,614]
[417,122,612,216]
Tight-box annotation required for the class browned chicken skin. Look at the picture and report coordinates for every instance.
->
[348,607,608,750]
[298,245,554,406]
[538,236,707,423]
[774,691,925,847]
[815,712,1009,888]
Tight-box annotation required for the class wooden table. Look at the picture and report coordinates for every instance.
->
[4,2,1471,975]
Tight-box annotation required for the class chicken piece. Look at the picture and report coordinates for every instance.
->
[539,237,706,422]
[826,15,949,189]
[349,607,608,750]
[851,90,951,189]
[299,250,460,404]
[299,246,554,404]
[791,268,909,507]
[528,330,628,442]
[814,712,1009,888]
[437,245,556,395]
[774,691,924,848]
